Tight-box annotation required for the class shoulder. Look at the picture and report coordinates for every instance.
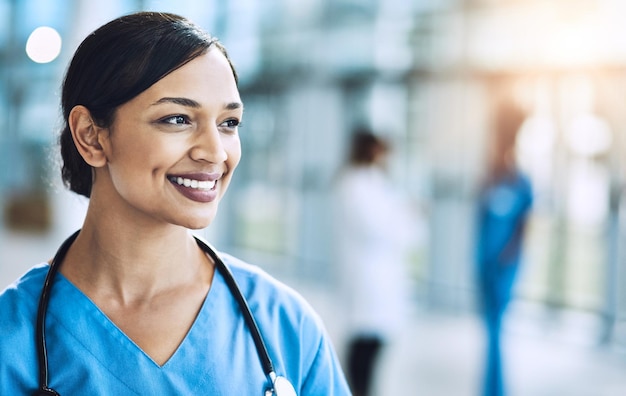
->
[0,264,48,389]
[514,171,533,203]
[219,253,319,325]
[511,170,531,189]
[217,253,350,394]
[336,166,380,186]
[0,264,48,325]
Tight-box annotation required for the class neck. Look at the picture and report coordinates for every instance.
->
[59,212,212,305]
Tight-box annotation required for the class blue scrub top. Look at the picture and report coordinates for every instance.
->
[476,171,533,268]
[0,253,350,395]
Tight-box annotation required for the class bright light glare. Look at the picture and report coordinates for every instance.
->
[566,114,612,157]
[26,26,62,63]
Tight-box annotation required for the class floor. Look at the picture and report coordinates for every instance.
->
[297,282,626,396]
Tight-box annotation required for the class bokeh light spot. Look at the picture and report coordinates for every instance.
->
[25,26,62,63]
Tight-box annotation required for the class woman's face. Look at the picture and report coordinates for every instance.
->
[95,49,242,229]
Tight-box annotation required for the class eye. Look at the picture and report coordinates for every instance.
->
[219,118,241,129]
[160,115,191,125]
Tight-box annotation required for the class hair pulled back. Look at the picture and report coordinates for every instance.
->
[60,11,237,198]
[348,127,389,165]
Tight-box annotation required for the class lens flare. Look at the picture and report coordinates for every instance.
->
[25,26,62,63]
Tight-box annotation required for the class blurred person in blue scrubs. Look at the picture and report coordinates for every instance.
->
[475,100,533,396]
[0,12,349,395]
[333,128,416,396]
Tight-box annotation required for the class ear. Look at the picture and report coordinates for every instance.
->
[68,105,108,167]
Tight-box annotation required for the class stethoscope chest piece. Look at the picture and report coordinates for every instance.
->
[265,375,297,396]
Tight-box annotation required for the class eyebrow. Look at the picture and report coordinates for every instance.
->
[152,97,201,108]
[152,97,243,111]
[225,102,244,111]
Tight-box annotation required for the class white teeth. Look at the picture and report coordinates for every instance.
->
[172,177,216,190]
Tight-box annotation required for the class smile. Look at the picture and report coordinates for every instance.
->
[169,176,216,190]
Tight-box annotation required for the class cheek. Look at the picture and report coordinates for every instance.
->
[226,136,242,170]
[109,136,180,183]
[218,138,241,196]
[124,148,170,174]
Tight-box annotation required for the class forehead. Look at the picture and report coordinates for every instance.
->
[138,49,241,106]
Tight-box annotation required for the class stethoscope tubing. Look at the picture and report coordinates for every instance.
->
[193,235,275,376]
[35,229,79,394]
[34,230,286,395]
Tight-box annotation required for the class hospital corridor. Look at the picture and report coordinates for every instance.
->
[3,0,626,394]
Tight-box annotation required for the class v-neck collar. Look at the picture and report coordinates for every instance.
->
[56,268,224,363]
[43,266,228,392]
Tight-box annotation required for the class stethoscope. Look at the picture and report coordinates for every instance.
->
[33,230,297,396]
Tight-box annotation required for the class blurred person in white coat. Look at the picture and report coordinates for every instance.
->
[333,128,417,396]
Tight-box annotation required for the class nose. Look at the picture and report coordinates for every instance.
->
[190,124,228,163]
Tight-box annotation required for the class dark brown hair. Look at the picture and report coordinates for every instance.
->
[348,127,389,165]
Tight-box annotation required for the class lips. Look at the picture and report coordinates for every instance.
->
[167,172,221,203]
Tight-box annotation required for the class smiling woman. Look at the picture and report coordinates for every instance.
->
[70,49,243,229]
[0,11,350,396]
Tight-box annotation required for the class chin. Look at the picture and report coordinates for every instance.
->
[171,204,220,230]
[184,216,215,230]
[183,213,215,230]
[187,223,211,230]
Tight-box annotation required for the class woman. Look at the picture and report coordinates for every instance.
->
[475,100,533,396]
[0,12,349,395]
[333,129,415,396]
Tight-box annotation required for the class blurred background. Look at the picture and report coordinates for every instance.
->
[2,0,626,395]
